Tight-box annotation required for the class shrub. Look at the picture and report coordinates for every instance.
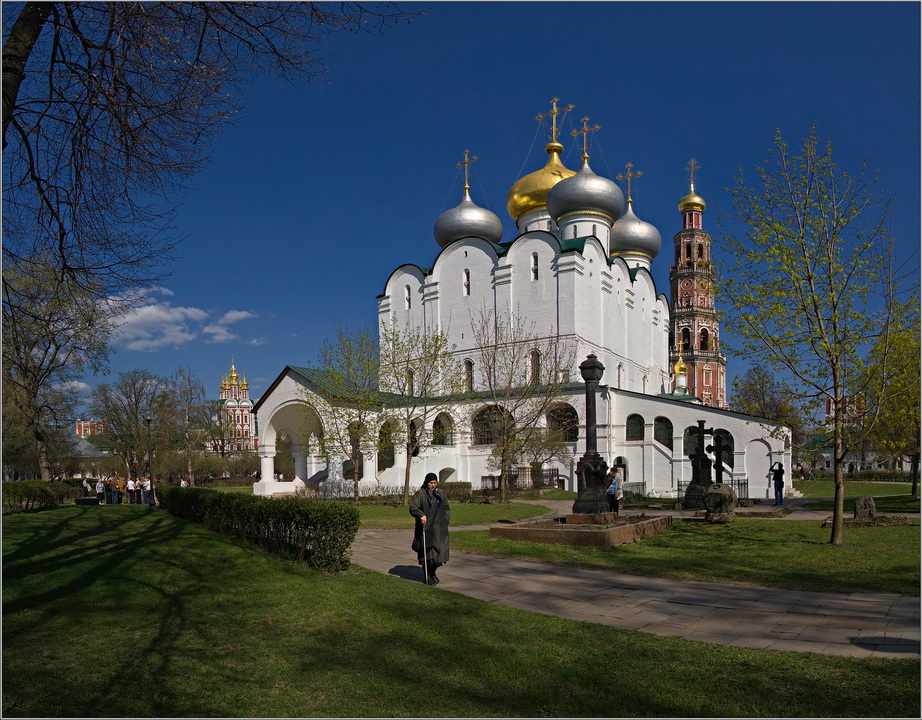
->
[158,487,359,572]
[2,481,60,513]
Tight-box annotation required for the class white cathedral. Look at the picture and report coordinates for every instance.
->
[252,100,791,499]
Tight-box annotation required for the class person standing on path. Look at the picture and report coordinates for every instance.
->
[409,473,450,585]
[605,467,623,515]
[771,462,785,506]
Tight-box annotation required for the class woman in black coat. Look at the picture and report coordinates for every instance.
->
[409,473,450,585]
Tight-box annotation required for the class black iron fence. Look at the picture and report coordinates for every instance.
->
[481,467,565,490]
[677,478,749,500]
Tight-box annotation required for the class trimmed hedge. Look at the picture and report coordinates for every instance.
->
[3,481,61,513]
[157,487,359,572]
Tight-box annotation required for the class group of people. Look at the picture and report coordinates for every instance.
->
[85,476,153,505]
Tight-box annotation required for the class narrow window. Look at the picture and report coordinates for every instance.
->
[407,369,415,396]
[573,225,578,238]
[464,360,474,392]
[700,328,710,351]
[531,252,539,281]
[530,349,541,385]
[681,328,691,352]
[404,285,411,310]
[463,269,470,296]
[592,224,597,236]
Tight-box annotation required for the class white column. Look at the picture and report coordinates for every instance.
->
[259,450,276,482]
[292,450,308,483]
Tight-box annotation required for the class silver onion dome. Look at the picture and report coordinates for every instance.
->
[433,189,503,248]
[546,159,625,223]
[609,199,661,260]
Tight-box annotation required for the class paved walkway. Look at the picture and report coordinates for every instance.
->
[351,500,920,659]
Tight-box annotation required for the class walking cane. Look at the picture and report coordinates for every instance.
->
[421,519,429,585]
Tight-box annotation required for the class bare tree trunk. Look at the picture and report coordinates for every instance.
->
[403,444,413,507]
[829,429,845,545]
[2,1,52,148]
[34,428,51,482]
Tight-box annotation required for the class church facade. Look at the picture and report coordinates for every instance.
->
[252,101,790,499]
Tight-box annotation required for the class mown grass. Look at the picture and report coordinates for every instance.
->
[3,505,919,718]
[450,519,920,595]
[357,501,546,529]
[794,480,916,499]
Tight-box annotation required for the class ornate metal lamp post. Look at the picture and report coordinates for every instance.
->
[572,354,610,514]
[144,410,155,508]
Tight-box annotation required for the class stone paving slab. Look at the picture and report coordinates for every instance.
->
[350,527,920,659]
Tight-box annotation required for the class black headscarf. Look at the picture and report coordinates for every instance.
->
[420,472,438,489]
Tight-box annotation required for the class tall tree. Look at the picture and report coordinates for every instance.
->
[89,369,170,478]
[3,2,417,484]
[860,309,921,496]
[468,306,577,503]
[310,324,382,501]
[168,366,208,485]
[731,365,809,451]
[716,125,911,544]
[3,2,416,296]
[2,263,111,481]
[378,319,467,505]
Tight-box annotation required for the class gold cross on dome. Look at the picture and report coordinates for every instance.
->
[536,97,574,143]
[571,116,600,160]
[456,149,478,191]
[617,162,643,201]
[685,158,700,187]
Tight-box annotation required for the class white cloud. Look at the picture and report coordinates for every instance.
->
[218,310,258,325]
[110,290,262,352]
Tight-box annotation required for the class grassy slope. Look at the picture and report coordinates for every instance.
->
[3,506,919,718]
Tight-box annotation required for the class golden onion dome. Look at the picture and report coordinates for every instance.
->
[673,352,688,375]
[506,142,576,222]
[678,182,706,213]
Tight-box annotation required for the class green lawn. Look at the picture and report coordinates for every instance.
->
[794,480,916,498]
[357,501,547,529]
[3,506,918,718]
[450,518,920,595]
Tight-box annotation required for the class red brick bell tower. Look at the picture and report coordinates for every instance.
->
[668,159,727,408]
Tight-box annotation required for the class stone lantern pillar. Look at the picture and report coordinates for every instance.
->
[572,354,610,514]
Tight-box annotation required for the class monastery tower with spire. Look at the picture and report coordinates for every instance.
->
[668,160,728,408]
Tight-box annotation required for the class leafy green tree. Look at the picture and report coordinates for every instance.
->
[378,319,467,505]
[731,364,810,454]
[2,265,111,480]
[717,125,911,544]
[860,310,921,495]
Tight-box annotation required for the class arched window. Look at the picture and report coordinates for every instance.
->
[654,417,673,449]
[404,285,411,310]
[464,359,474,392]
[681,328,691,352]
[432,413,454,446]
[697,244,704,259]
[406,368,415,396]
[472,406,508,445]
[547,404,579,443]
[462,269,470,296]
[530,349,541,385]
[377,423,395,472]
[626,414,644,441]
[531,252,539,281]
[700,328,710,351]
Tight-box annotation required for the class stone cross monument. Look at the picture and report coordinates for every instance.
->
[572,354,609,514]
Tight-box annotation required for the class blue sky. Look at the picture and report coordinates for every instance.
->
[85,1,920,405]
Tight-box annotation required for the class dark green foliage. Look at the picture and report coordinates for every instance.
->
[2,480,63,513]
[158,487,359,571]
